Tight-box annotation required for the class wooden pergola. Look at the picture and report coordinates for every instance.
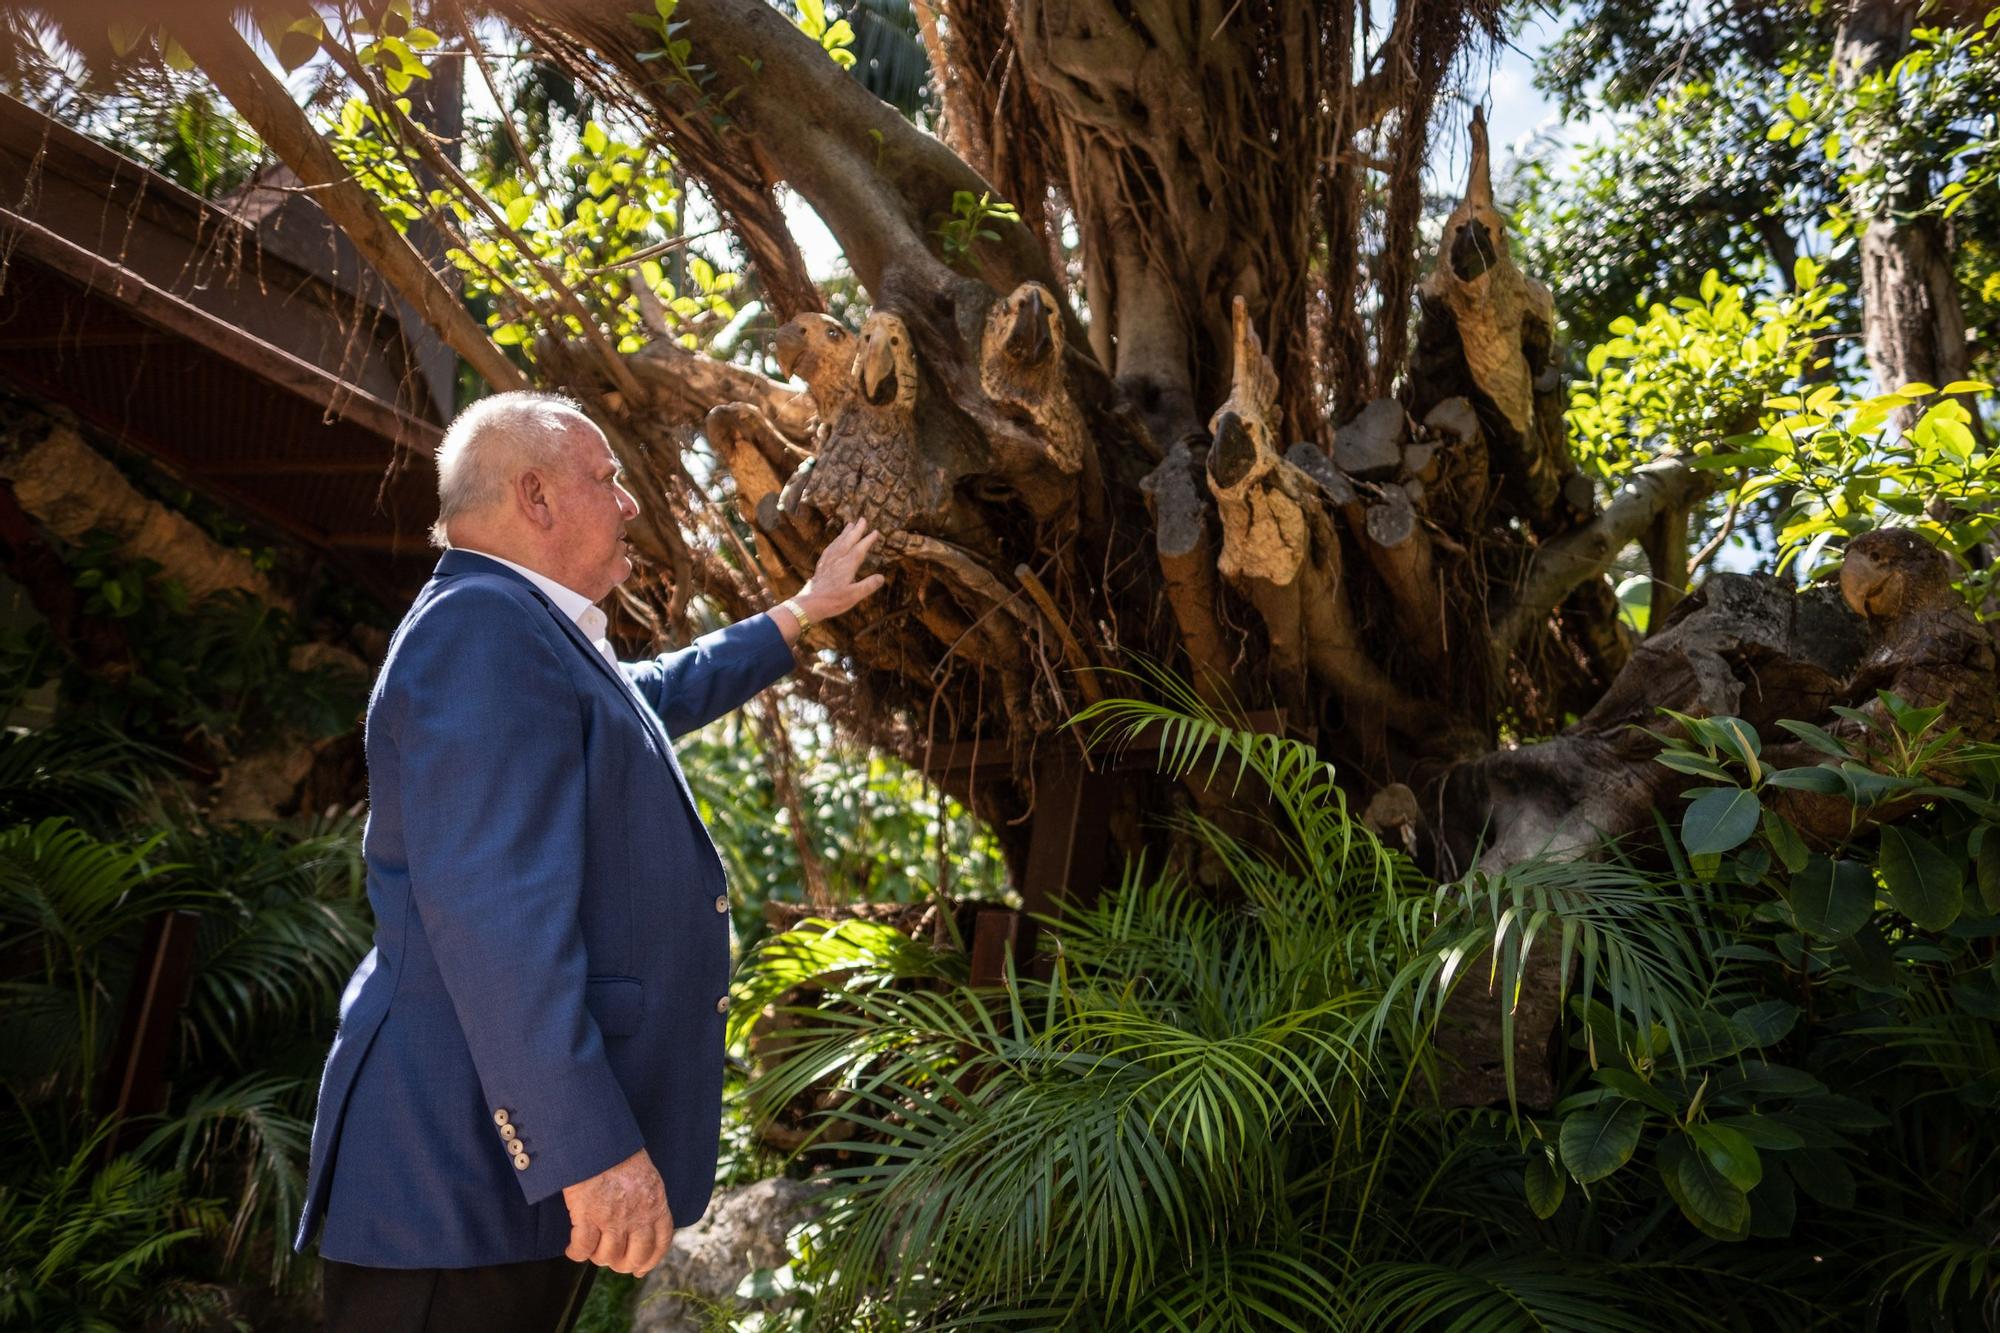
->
[0,92,448,598]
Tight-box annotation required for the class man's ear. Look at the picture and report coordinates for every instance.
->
[516,469,556,530]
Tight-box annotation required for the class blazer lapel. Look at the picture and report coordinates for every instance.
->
[434,552,699,805]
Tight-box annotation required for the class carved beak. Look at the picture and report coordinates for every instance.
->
[858,335,899,407]
[1006,288,1052,366]
[774,322,806,379]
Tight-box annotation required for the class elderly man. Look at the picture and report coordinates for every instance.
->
[294,392,882,1332]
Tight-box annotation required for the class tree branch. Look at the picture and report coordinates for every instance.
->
[317,34,648,405]
[1493,459,1702,654]
[175,12,527,393]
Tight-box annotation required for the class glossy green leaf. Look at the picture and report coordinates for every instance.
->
[1682,787,1762,855]
[1661,1134,1751,1239]
[1730,1000,1800,1047]
[1691,1123,1763,1191]
[1524,1148,1566,1219]
[1878,825,1964,930]
[1560,1099,1647,1184]
[1787,856,1874,941]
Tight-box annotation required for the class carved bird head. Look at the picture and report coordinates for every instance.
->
[1003,283,1060,366]
[980,282,1063,405]
[1205,296,1280,487]
[1839,527,1952,621]
[854,312,917,414]
[773,314,857,415]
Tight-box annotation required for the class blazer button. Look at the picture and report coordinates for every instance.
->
[715,995,730,1014]
[714,894,729,914]
[492,1109,510,1125]
[505,1138,524,1155]
[495,1119,513,1136]
[514,1152,531,1170]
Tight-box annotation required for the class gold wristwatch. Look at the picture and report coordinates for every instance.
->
[780,597,814,635]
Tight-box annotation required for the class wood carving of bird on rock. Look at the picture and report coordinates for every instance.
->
[789,311,949,538]
[980,282,1085,478]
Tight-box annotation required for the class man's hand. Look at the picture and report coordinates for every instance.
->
[562,1148,672,1276]
[791,518,888,627]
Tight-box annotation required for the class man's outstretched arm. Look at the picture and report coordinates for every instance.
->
[624,519,886,736]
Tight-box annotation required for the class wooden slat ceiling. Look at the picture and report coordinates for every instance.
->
[0,92,451,598]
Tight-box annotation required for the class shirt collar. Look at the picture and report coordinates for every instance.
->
[450,547,607,638]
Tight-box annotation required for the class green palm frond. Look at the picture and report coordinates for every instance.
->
[166,821,371,1068]
[1873,1214,2000,1322]
[0,818,190,957]
[0,724,176,833]
[0,1122,223,1332]
[1342,1255,1729,1332]
[817,1065,1199,1314]
[1374,853,1722,1106]
[138,1073,315,1285]
[728,914,961,1049]
[1117,1244,1347,1333]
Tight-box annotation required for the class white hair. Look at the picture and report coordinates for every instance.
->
[430,391,593,546]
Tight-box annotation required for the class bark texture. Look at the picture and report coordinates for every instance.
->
[159,5,2000,1101]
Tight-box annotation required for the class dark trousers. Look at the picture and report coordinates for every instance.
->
[322,1255,597,1333]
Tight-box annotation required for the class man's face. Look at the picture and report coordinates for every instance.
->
[548,421,640,601]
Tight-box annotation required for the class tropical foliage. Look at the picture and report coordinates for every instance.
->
[724,687,2000,1330]
[0,736,371,1330]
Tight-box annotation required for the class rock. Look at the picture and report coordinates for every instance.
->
[1283,441,1356,508]
[1331,398,1407,481]
[1422,396,1480,448]
[631,1178,824,1333]
[1402,441,1438,482]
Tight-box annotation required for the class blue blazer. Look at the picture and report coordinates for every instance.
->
[295,549,795,1268]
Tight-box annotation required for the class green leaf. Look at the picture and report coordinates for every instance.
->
[1978,834,2000,914]
[581,120,609,156]
[1950,969,2000,1020]
[1560,1099,1647,1184]
[1787,855,1874,941]
[1713,1115,1806,1151]
[1662,1134,1751,1239]
[1524,1148,1566,1219]
[1775,719,1849,759]
[1730,1000,1799,1047]
[1708,717,1762,780]
[1841,763,1916,808]
[1655,751,1736,781]
[1763,808,1808,874]
[505,196,535,231]
[1691,1123,1763,1191]
[1682,787,1762,855]
[1748,1169,1798,1239]
[1714,1062,1821,1100]
[1878,825,1964,930]
[1764,765,1846,794]
[1595,1068,1679,1115]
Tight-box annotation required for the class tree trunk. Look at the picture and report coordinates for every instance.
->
[1835,0,1973,413]
[166,3,2000,1104]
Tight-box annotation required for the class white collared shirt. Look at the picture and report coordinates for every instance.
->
[453,547,619,669]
